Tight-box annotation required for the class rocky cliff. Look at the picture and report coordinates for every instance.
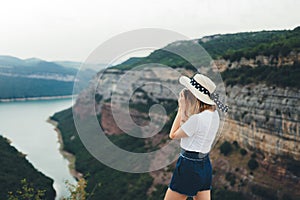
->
[70,57,300,198]
[215,51,300,72]
[73,65,300,161]
[224,84,300,160]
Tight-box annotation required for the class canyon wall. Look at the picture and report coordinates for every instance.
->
[73,63,300,161]
[223,84,300,160]
[214,51,300,72]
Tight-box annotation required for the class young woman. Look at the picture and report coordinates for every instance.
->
[164,74,228,200]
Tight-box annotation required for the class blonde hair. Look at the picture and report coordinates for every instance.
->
[182,88,216,118]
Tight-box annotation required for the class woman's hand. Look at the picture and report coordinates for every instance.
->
[178,91,188,124]
[178,91,185,110]
[169,107,188,140]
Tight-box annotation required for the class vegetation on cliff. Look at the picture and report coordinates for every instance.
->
[200,26,300,61]
[111,26,300,71]
[51,108,156,200]
[213,140,298,200]
[0,135,55,200]
[221,63,300,88]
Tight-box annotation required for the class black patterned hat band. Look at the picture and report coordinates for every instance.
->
[190,78,229,113]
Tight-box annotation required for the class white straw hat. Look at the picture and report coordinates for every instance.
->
[179,74,216,105]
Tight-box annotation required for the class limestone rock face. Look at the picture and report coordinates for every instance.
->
[214,51,300,72]
[73,67,182,116]
[223,84,300,160]
[73,66,300,161]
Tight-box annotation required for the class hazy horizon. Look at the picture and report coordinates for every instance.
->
[1,0,299,62]
[1,25,298,64]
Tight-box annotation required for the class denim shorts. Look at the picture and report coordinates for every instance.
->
[169,149,212,197]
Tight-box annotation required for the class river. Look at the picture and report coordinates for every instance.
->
[0,98,77,199]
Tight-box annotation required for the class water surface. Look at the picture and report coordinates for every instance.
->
[0,98,76,199]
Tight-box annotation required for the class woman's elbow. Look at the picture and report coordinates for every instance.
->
[169,133,175,139]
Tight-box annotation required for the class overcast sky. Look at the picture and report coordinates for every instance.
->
[0,0,299,62]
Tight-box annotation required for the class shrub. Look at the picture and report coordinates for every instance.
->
[225,172,236,186]
[281,193,292,200]
[212,188,245,200]
[286,157,300,177]
[220,141,232,156]
[7,179,45,200]
[232,141,239,149]
[248,158,259,170]
[251,185,278,200]
[9,179,89,200]
[148,184,168,200]
[240,148,248,156]
[62,178,88,200]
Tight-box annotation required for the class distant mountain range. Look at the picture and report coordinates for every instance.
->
[0,56,98,100]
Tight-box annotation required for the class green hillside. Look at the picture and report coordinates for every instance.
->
[50,108,158,200]
[218,27,300,61]
[0,135,55,199]
[111,26,300,71]
[110,27,300,90]
[0,75,75,99]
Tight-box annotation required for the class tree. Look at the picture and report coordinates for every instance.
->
[240,148,248,156]
[62,178,88,200]
[220,141,232,156]
[9,178,90,200]
[7,179,45,200]
[248,158,259,170]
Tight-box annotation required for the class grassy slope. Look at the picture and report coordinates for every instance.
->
[111,26,300,71]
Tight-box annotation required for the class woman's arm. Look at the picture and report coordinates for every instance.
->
[169,108,188,140]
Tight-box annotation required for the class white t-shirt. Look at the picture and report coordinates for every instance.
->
[180,110,220,153]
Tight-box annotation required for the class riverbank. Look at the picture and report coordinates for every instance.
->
[47,118,83,180]
[0,134,56,199]
[0,95,76,102]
